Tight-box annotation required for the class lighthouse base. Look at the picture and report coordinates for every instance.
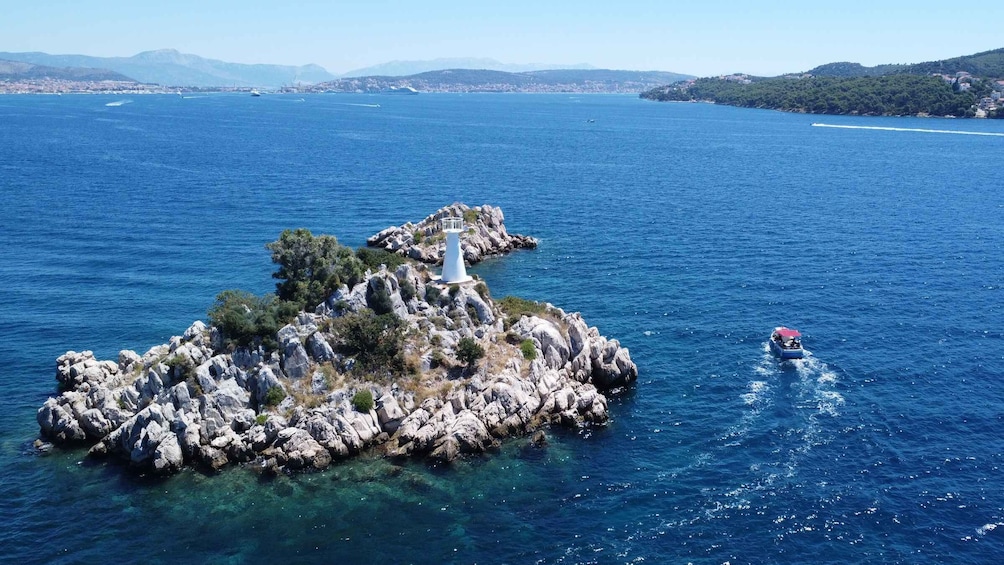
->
[430,274,474,286]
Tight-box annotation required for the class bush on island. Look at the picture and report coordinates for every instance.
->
[356,246,408,272]
[207,290,300,351]
[520,339,537,360]
[365,276,395,315]
[266,228,365,311]
[456,337,485,368]
[331,309,406,377]
[351,389,374,413]
[263,386,286,407]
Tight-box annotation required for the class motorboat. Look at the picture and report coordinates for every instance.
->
[770,327,804,359]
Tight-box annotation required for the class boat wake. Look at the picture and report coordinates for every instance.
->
[812,122,1004,137]
[643,344,845,541]
[104,100,131,107]
[337,103,381,108]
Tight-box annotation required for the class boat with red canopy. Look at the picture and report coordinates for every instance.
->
[770,327,804,359]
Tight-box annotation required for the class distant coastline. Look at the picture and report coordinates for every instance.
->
[640,48,1004,119]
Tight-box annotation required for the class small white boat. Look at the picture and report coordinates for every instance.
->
[770,327,804,359]
[250,89,261,97]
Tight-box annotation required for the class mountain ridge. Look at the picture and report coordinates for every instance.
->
[0,59,135,82]
[0,49,335,87]
[341,57,596,77]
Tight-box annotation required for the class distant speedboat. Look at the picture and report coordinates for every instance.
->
[769,327,804,359]
[250,89,261,97]
[381,86,418,95]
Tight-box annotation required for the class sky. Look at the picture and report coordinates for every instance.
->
[2,1,1002,76]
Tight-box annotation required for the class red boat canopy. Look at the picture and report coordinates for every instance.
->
[775,327,801,338]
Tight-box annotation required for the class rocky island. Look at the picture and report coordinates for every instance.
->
[366,203,537,265]
[36,205,636,475]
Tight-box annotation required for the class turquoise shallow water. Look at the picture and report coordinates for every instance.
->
[1,93,1002,563]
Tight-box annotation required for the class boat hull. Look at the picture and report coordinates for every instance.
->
[770,339,804,359]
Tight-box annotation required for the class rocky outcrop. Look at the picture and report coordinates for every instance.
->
[366,203,537,265]
[37,223,634,477]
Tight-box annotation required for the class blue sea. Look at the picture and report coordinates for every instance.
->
[1,93,1002,564]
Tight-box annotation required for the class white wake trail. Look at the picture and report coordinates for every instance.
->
[812,123,1004,137]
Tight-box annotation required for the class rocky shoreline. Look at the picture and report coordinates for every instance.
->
[366,203,537,265]
[36,209,636,476]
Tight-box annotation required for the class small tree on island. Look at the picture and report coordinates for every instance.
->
[456,337,485,370]
[266,228,365,310]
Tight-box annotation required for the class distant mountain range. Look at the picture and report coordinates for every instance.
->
[310,68,694,94]
[0,49,335,87]
[341,57,596,78]
[0,50,690,90]
[0,59,133,81]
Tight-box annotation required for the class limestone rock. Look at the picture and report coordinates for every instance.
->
[35,206,638,476]
[366,203,537,265]
[152,432,184,475]
[376,394,406,433]
[306,333,335,363]
[278,324,311,381]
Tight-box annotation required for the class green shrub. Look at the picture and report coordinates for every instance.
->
[413,230,425,244]
[207,290,299,351]
[330,309,406,377]
[498,295,548,319]
[399,279,416,302]
[266,228,365,310]
[448,284,461,298]
[430,334,442,346]
[255,414,268,425]
[366,277,395,315]
[499,295,549,328]
[356,246,408,272]
[474,281,490,300]
[456,337,485,367]
[424,285,441,304]
[352,389,374,412]
[263,386,286,407]
[520,339,537,360]
[463,209,479,224]
[165,354,196,382]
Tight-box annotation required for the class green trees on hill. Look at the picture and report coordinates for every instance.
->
[642,75,978,117]
[903,47,1004,79]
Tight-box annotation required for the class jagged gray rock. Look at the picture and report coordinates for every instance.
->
[36,210,636,475]
[366,204,537,265]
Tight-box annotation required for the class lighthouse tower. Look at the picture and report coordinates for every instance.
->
[441,216,473,284]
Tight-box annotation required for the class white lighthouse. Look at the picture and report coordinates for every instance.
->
[440,216,473,284]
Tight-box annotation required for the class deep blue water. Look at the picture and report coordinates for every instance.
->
[1,93,1002,564]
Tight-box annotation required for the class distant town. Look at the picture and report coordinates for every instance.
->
[0,78,264,96]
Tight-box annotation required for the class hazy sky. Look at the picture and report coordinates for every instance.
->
[3,1,1001,76]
